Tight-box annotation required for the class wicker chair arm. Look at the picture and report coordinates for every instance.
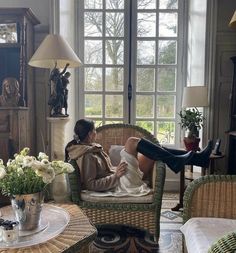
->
[68,159,82,203]
[208,230,236,253]
[183,175,236,223]
[152,161,166,203]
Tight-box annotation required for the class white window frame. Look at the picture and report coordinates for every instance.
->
[75,0,188,147]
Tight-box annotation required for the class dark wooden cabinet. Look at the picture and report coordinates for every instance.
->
[0,8,40,104]
[0,8,39,154]
[0,107,29,163]
[0,9,40,206]
[228,56,236,174]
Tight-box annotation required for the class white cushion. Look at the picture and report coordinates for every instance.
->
[180,217,236,253]
[81,191,153,203]
[109,145,124,166]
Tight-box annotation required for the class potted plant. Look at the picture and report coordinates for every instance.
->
[0,147,74,231]
[178,107,205,151]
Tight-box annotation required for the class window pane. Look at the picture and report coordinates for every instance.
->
[0,23,17,43]
[136,121,154,134]
[136,68,155,92]
[85,40,103,64]
[105,95,123,117]
[106,40,124,64]
[137,41,155,65]
[137,0,156,9]
[158,40,176,64]
[157,95,175,118]
[157,121,175,144]
[85,67,102,91]
[136,95,154,118]
[159,0,178,9]
[157,68,176,91]
[106,0,124,9]
[84,12,102,37]
[105,67,123,91]
[105,120,123,125]
[94,120,103,127]
[159,13,177,37]
[85,0,102,9]
[137,13,156,37]
[85,94,102,117]
[106,12,124,37]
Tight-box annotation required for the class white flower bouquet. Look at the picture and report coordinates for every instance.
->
[0,148,74,196]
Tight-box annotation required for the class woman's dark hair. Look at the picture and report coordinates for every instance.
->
[65,119,95,161]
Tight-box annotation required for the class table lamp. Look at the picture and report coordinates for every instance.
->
[28,34,82,117]
[229,10,236,28]
[182,86,208,108]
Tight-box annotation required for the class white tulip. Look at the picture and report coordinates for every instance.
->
[64,163,74,173]
[38,152,49,161]
[42,167,55,184]
[0,167,6,179]
[40,159,50,167]
[17,167,24,175]
[22,156,35,168]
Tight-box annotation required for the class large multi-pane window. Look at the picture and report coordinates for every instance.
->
[77,0,185,145]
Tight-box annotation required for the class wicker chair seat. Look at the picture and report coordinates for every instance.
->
[81,191,154,203]
[68,123,166,242]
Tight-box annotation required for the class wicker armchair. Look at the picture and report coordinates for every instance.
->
[183,175,236,223]
[182,175,236,253]
[68,123,166,242]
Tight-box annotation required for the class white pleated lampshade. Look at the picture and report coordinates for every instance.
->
[28,34,82,68]
[182,86,208,108]
[229,10,236,29]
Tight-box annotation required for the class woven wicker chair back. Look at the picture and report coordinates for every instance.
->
[96,123,158,154]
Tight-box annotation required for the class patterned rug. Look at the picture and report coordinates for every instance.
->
[90,192,183,253]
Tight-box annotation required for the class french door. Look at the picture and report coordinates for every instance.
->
[77,0,186,145]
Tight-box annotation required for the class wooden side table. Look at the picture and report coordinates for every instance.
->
[171,153,225,211]
[0,204,97,253]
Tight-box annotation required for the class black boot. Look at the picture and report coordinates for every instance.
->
[188,140,213,167]
[137,138,194,174]
[162,146,187,155]
[163,140,213,167]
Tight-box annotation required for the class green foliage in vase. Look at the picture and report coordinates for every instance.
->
[0,148,74,196]
[178,107,205,138]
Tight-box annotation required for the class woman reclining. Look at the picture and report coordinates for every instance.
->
[65,119,213,193]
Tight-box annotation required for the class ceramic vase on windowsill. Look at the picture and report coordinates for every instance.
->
[183,136,201,151]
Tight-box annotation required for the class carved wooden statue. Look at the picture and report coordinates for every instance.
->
[0,77,24,107]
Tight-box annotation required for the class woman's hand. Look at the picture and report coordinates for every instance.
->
[115,161,127,178]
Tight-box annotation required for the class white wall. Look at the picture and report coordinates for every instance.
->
[0,0,50,27]
[60,0,77,145]
[187,0,207,85]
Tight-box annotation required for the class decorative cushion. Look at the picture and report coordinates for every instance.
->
[109,145,124,166]
[108,145,155,181]
[180,217,236,253]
